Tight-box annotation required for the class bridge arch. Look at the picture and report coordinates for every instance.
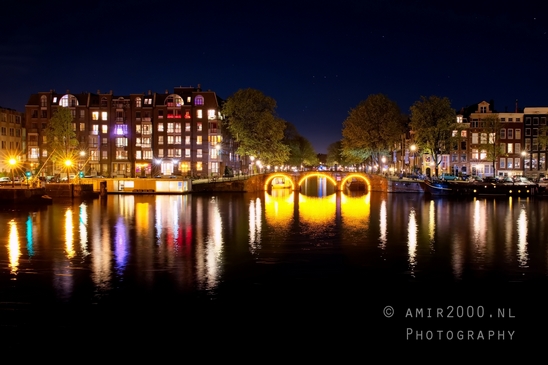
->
[340,174,371,192]
[297,172,338,188]
[264,173,296,190]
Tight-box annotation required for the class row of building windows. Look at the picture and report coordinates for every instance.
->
[0,127,20,136]
[40,94,208,108]
[28,147,216,161]
[31,108,218,120]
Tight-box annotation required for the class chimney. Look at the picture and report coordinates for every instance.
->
[197,84,201,91]
[97,90,100,94]
[148,90,151,95]
[66,89,70,94]
[515,99,518,113]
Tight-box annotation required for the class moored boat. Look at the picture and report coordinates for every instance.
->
[422,180,454,196]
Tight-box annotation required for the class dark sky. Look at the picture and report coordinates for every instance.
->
[1,0,547,153]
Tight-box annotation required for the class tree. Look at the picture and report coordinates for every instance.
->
[341,94,404,172]
[326,140,353,168]
[44,107,79,174]
[221,88,290,166]
[409,96,456,177]
[283,122,318,169]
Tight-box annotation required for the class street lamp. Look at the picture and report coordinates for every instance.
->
[410,144,417,173]
[65,159,72,183]
[9,158,16,188]
[249,156,255,175]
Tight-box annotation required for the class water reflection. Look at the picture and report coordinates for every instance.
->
[8,219,20,275]
[65,209,75,259]
[340,193,371,234]
[407,208,418,277]
[79,203,90,258]
[196,196,224,291]
[249,196,262,254]
[379,199,387,250]
[517,205,528,268]
[472,199,487,266]
[26,214,35,257]
[1,192,548,305]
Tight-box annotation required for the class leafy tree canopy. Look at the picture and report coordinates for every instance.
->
[221,88,289,166]
[409,95,456,175]
[327,140,355,167]
[283,122,318,168]
[341,93,404,166]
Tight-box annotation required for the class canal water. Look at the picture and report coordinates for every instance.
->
[1,189,547,347]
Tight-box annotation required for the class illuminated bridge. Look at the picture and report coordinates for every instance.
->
[253,171,397,193]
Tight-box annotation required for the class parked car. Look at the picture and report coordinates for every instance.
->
[440,173,458,181]
[0,177,11,184]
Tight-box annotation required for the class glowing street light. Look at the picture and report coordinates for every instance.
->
[65,159,73,183]
[410,144,417,173]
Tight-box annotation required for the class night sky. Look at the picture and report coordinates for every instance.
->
[1,0,547,153]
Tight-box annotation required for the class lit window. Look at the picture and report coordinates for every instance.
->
[197,122,202,131]
[197,136,202,145]
[195,95,204,105]
[185,136,190,145]
[101,112,108,121]
[197,110,202,118]
[92,112,99,120]
[136,97,142,108]
[115,125,128,135]
[185,123,191,131]
[208,110,216,119]
[92,125,99,135]
[158,136,164,145]
[158,123,164,132]
[102,125,108,134]
[116,137,128,147]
